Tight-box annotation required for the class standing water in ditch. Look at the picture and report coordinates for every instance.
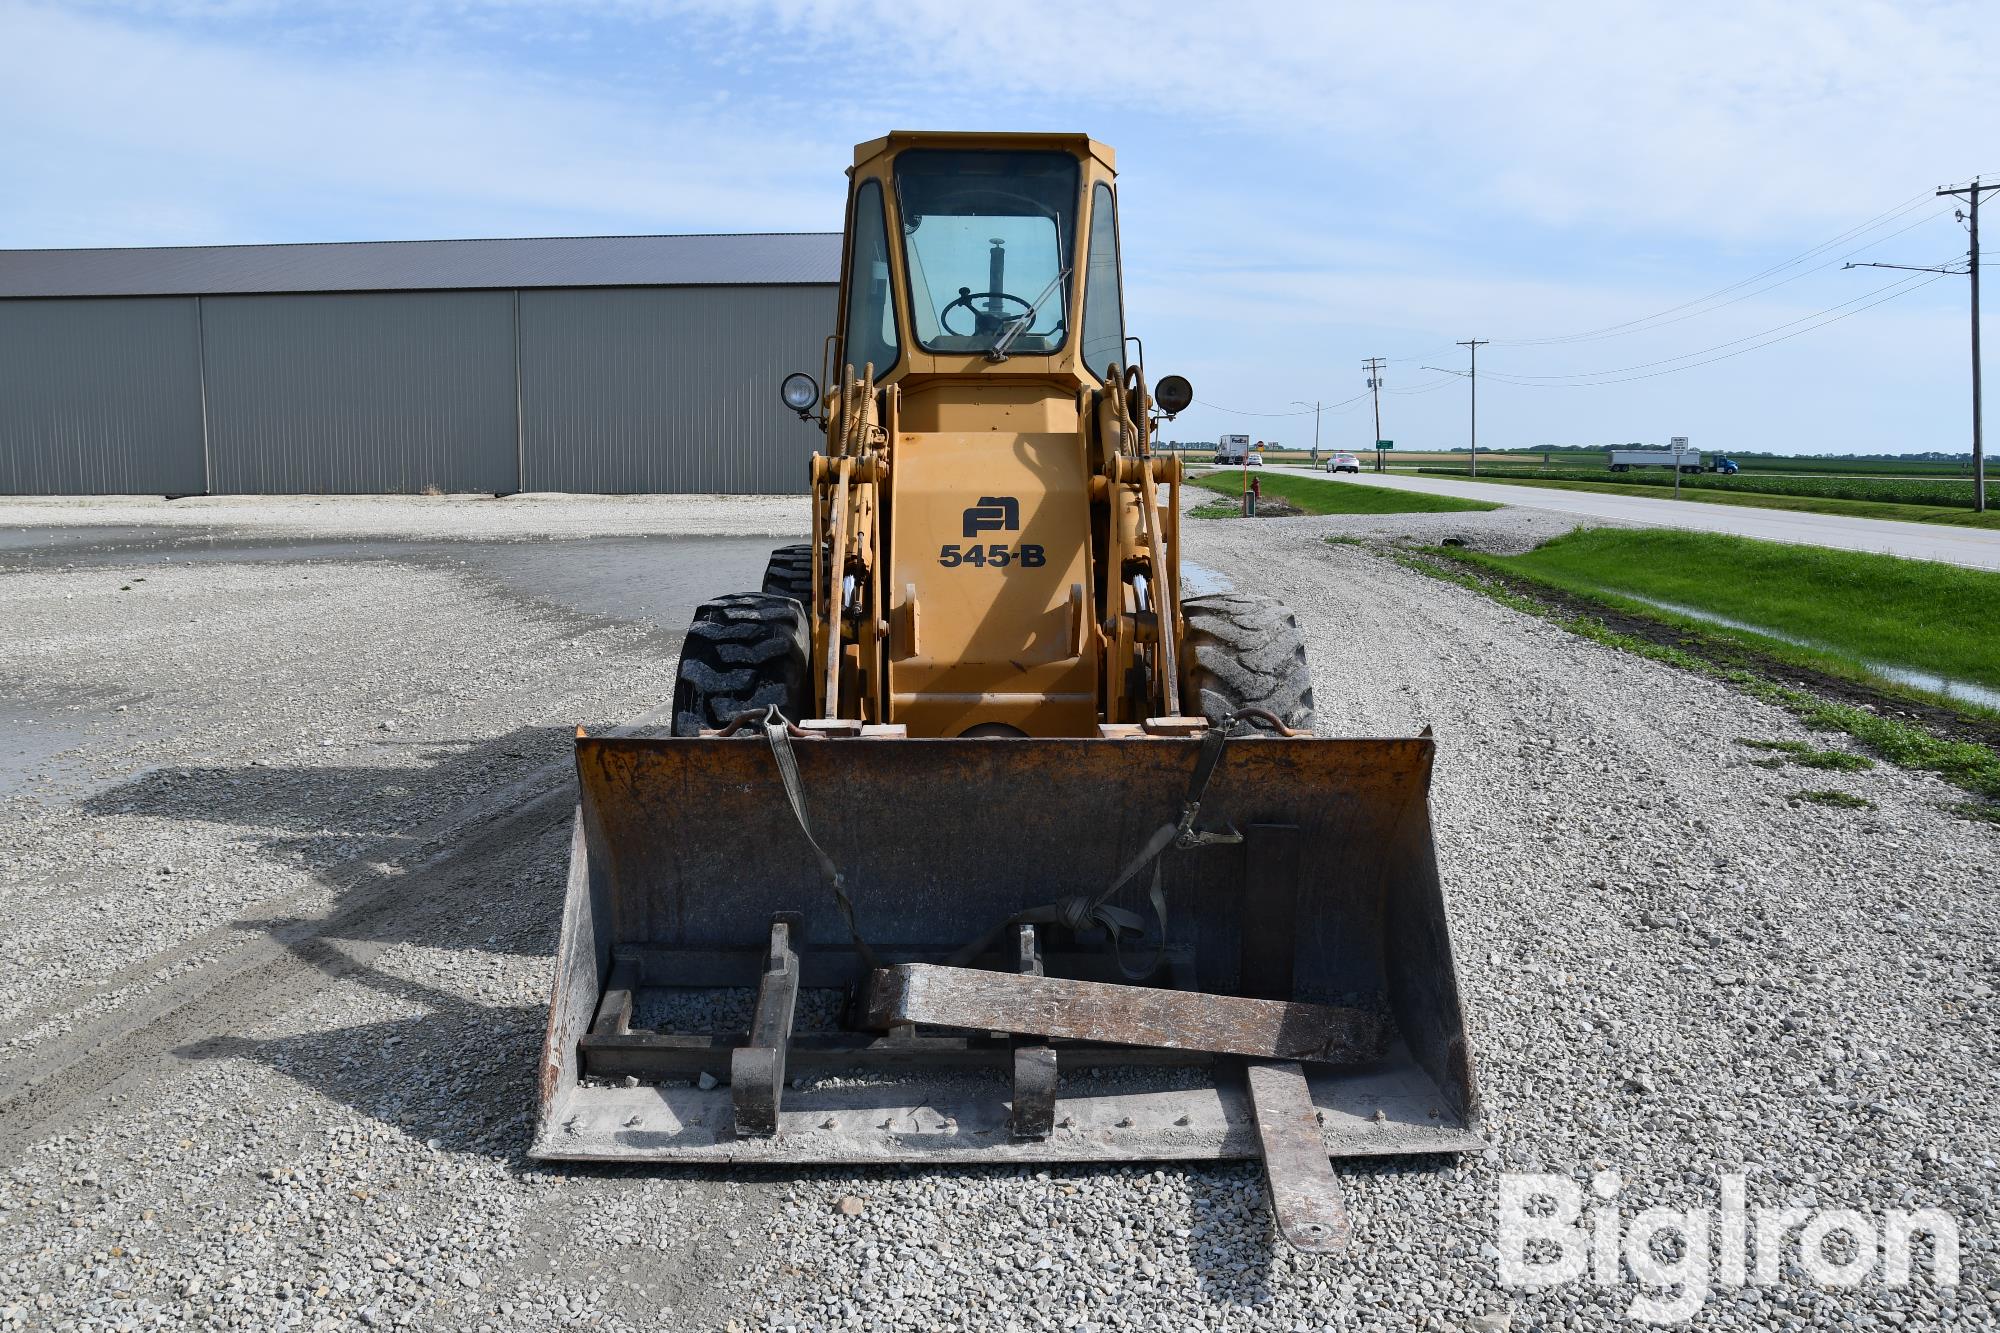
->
[1622,594,2000,712]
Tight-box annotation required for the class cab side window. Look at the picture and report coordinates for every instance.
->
[841,180,899,375]
[1079,183,1125,381]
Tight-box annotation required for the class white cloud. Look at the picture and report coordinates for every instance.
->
[0,1,849,245]
[661,0,1999,239]
[2,0,1989,452]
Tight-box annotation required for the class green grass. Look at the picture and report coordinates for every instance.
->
[1390,544,2000,819]
[1791,789,1874,810]
[1773,688,2000,799]
[1465,528,2000,693]
[1189,470,1498,516]
[1735,738,1874,771]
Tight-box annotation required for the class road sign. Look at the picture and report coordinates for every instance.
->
[1376,440,1394,450]
[1669,435,1690,452]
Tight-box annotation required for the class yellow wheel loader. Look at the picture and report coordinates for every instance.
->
[536,133,1478,1251]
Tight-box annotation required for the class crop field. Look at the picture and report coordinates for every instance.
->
[1397,452,1977,477]
[1413,465,1999,509]
[1720,456,1976,476]
[1164,445,1980,479]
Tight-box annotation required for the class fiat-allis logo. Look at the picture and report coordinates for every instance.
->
[961,496,1020,538]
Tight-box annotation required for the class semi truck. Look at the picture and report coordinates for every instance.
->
[1607,447,1702,474]
[1213,433,1254,464]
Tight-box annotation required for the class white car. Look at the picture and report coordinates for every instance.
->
[1324,453,1361,474]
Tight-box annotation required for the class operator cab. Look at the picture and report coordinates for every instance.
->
[834,133,1129,391]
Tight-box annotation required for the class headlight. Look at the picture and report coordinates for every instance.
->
[1154,374,1193,416]
[780,372,821,413]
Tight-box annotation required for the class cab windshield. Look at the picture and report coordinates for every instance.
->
[894,149,1079,356]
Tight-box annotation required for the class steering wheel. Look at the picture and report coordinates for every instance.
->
[940,287,1035,336]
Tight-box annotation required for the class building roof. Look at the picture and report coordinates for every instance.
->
[0,231,841,299]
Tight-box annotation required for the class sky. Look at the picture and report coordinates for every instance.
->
[2,0,1995,456]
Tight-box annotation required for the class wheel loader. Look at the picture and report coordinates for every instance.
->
[535,132,1479,1251]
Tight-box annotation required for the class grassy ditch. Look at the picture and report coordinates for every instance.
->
[1410,468,2000,529]
[1462,527,2000,697]
[1378,539,2000,820]
[1189,470,1497,517]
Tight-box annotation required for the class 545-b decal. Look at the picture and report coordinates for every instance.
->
[938,543,1046,569]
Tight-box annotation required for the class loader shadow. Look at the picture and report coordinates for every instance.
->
[79,722,588,958]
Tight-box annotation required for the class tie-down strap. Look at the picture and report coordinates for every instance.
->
[946,719,1248,979]
[757,707,881,971]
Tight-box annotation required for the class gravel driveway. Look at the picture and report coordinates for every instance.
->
[1,499,1992,1330]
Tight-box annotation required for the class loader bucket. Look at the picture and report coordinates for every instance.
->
[533,732,1480,1173]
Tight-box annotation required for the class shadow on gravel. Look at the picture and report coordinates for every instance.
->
[91,723,582,1153]
[176,955,547,1158]
[79,723,581,957]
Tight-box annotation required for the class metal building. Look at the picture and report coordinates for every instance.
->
[0,233,838,495]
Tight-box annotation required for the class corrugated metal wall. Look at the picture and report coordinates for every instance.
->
[520,286,829,494]
[0,283,833,495]
[0,297,206,494]
[202,291,519,494]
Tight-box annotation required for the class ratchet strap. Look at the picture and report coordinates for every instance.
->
[758,706,880,970]
[946,718,1248,980]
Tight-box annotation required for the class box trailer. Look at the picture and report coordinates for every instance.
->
[1607,448,1702,474]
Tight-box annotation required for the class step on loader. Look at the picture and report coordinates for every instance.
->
[535,132,1479,1252]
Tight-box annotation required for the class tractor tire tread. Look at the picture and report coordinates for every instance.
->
[762,544,815,604]
[671,593,811,736]
[1180,592,1316,731]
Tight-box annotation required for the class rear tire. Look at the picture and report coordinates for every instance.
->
[762,543,814,604]
[1180,593,1316,732]
[670,593,811,737]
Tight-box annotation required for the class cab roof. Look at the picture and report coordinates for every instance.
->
[851,131,1114,172]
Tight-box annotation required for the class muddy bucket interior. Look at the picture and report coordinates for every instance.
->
[534,733,1480,1178]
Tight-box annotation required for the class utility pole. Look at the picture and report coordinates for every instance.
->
[1458,339,1489,477]
[1942,178,1988,512]
[1292,400,1322,464]
[1362,358,1386,472]
[1847,176,1992,513]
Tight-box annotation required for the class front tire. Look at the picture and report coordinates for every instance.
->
[670,593,811,736]
[762,543,814,604]
[1179,593,1316,732]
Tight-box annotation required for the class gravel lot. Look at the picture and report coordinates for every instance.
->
[1,497,1994,1330]
[0,494,811,543]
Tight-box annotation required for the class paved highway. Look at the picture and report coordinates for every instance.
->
[1274,468,2000,572]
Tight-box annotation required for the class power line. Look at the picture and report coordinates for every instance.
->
[1483,270,1947,388]
[1195,390,1370,418]
[1496,204,1955,349]
[1193,399,1316,418]
[1384,375,1461,394]
[1495,189,1944,348]
[1488,264,1953,383]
